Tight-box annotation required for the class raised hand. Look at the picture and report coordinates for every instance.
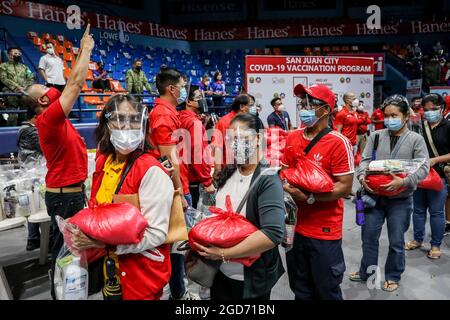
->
[80,23,94,51]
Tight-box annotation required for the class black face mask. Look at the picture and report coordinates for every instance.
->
[197,98,208,114]
[135,66,142,71]
[12,55,21,63]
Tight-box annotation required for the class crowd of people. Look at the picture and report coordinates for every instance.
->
[8,26,450,300]
[405,41,450,89]
[0,43,230,127]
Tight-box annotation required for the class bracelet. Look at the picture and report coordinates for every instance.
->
[221,249,229,264]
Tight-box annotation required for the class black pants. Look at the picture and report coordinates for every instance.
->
[189,183,200,209]
[286,234,345,300]
[92,79,111,91]
[211,271,270,300]
[46,83,65,92]
[45,191,85,300]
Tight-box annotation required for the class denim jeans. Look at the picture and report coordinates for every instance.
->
[359,196,413,283]
[27,222,40,241]
[286,234,345,300]
[413,178,448,247]
[45,191,85,300]
[168,193,192,299]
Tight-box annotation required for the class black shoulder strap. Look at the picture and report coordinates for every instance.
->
[114,150,145,194]
[373,133,380,151]
[304,127,332,156]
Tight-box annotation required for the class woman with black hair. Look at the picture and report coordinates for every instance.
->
[212,94,252,178]
[211,70,226,107]
[71,94,174,299]
[405,93,450,259]
[195,113,285,300]
[350,94,429,292]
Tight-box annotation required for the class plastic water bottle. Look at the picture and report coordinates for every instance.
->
[355,190,365,226]
[63,257,88,300]
[282,193,297,248]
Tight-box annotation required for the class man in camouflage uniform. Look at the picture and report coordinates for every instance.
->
[125,59,153,100]
[0,47,35,126]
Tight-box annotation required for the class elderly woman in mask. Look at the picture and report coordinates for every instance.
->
[70,94,174,300]
[194,113,285,300]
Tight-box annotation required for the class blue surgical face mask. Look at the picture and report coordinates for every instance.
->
[177,87,188,104]
[424,110,442,123]
[384,117,404,132]
[300,109,318,127]
[249,105,257,115]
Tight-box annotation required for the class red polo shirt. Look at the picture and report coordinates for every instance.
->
[335,107,361,145]
[179,109,213,187]
[149,98,189,195]
[371,108,385,131]
[36,99,87,188]
[281,128,355,240]
[212,110,237,166]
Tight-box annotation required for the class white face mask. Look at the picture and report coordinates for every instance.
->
[47,48,54,55]
[278,104,285,112]
[351,99,360,108]
[357,105,364,112]
[110,129,143,155]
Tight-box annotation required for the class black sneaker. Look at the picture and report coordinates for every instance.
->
[26,239,40,251]
[444,223,450,236]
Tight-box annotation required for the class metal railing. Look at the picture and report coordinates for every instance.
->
[0,92,235,124]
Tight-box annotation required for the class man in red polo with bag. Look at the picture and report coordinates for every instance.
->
[23,24,94,300]
[282,84,354,300]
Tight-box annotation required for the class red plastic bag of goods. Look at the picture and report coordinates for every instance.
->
[189,195,260,267]
[418,168,444,191]
[58,217,107,264]
[279,153,334,193]
[69,202,148,245]
[365,173,407,196]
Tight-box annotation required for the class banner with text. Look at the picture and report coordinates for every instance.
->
[0,1,449,41]
[245,55,374,127]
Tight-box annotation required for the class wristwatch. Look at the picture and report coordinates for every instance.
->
[306,193,316,205]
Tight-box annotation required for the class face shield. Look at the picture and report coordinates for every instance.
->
[227,126,258,165]
[105,98,148,155]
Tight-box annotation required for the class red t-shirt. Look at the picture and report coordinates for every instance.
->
[179,109,213,187]
[356,111,372,135]
[36,99,87,188]
[335,108,361,145]
[281,128,355,240]
[371,108,385,131]
[149,98,189,195]
[212,110,237,166]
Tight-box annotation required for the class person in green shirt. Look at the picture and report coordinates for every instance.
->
[0,47,35,126]
[125,59,153,99]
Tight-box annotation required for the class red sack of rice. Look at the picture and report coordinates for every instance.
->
[69,202,148,245]
[365,173,407,196]
[279,153,334,193]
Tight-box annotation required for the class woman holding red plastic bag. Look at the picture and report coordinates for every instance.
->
[350,95,429,292]
[194,113,285,300]
[69,94,174,300]
[405,94,450,260]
